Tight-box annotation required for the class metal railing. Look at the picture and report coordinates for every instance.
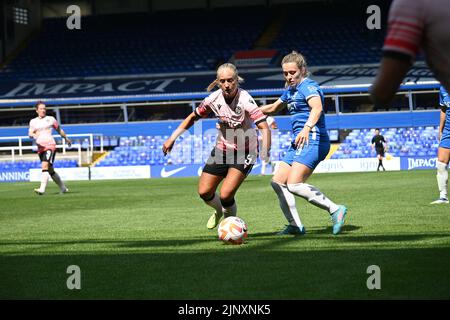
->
[0,133,104,164]
[0,144,83,166]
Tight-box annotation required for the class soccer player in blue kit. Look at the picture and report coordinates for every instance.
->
[431,86,450,204]
[260,51,347,235]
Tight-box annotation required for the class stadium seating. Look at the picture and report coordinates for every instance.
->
[331,127,439,159]
[0,8,271,79]
[270,3,386,66]
[0,159,78,170]
[96,130,293,166]
[2,127,437,168]
[0,2,396,79]
[95,126,440,166]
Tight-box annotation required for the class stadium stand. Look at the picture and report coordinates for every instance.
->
[93,126,439,167]
[1,125,439,169]
[95,130,291,166]
[0,159,78,170]
[0,1,436,174]
[270,3,386,66]
[0,8,271,79]
[0,2,394,80]
[331,127,439,159]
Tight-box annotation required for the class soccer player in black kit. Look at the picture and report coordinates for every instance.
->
[371,129,386,171]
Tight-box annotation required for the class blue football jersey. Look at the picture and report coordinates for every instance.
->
[280,78,328,139]
[439,86,450,133]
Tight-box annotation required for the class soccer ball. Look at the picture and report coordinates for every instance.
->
[218,216,248,245]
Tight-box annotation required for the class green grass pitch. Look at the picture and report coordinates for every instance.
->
[1,170,449,299]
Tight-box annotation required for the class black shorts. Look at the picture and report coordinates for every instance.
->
[376,147,385,157]
[39,149,56,164]
[202,148,256,177]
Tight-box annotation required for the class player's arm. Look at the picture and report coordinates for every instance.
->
[370,0,422,107]
[439,106,446,141]
[370,56,412,107]
[28,126,37,140]
[295,96,322,149]
[55,126,72,147]
[259,99,286,115]
[162,112,198,155]
[163,98,212,155]
[256,120,271,162]
[383,137,388,151]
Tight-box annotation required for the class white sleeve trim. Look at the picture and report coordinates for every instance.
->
[305,94,320,101]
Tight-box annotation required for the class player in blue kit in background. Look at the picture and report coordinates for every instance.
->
[431,86,450,204]
[260,51,347,235]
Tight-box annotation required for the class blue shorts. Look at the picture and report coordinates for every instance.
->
[439,133,450,149]
[283,140,330,169]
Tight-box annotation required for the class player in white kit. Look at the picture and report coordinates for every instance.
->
[163,63,271,229]
[29,102,72,195]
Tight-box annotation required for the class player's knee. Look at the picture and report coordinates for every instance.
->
[198,190,214,201]
[287,183,308,198]
[437,161,448,173]
[286,183,297,193]
[271,180,283,192]
[219,189,235,203]
[220,197,235,208]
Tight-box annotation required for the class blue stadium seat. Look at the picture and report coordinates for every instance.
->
[330,127,440,160]
[0,159,78,170]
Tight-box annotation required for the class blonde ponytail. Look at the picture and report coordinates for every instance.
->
[207,79,219,92]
